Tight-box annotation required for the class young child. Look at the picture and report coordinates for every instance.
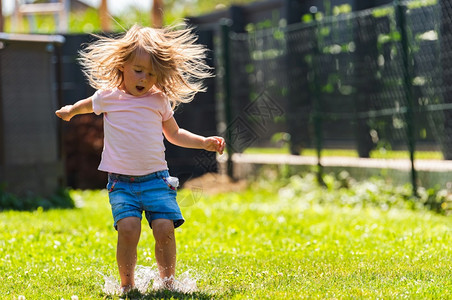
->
[55,24,225,293]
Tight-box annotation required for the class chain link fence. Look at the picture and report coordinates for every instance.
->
[219,0,452,189]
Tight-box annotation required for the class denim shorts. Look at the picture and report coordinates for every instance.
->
[107,170,184,230]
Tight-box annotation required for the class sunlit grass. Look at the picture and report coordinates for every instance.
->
[243,147,443,160]
[0,175,451,299]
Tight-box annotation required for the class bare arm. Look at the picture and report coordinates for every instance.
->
[55,97,93,121]
[163,116,225,154]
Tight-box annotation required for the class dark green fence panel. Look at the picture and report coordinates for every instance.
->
[209,0,452,191]
[0,33,65,197]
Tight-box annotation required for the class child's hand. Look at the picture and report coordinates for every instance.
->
[203,136,225,155]
[55,105,74,121]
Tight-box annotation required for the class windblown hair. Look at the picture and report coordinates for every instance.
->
[78,23,212,108]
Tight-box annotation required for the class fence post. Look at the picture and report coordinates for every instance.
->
[395,0,418,196]
[284,0,313,155]
[440,0,452,160]
[353,1,381,158]
[309,6,324,185]
[220,19,234,179]
[54,41,66,187]
[0,40,3,169]
[0,0,3,32]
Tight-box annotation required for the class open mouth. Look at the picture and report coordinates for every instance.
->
[136,86,145,92]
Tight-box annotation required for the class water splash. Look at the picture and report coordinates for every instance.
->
[134,265,158,293]
[100,265,198,296]
[100,273,121,296]
[152,271,198,293]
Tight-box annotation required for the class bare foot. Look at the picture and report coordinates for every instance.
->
[120,284,136,295]
[153,276,177,291]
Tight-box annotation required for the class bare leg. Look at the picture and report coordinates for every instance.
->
[116,217,141,291]
[152,219,176,287]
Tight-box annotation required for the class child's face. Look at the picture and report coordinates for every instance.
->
[119,50,157,96]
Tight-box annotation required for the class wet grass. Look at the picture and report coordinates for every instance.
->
[0,174,451,299]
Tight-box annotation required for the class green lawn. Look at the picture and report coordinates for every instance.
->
[0,175,451,299]
[244,147,444,160]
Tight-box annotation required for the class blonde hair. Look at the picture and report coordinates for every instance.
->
[78,23,212,108]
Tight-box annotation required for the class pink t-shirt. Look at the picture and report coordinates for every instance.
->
[92,87,174,176]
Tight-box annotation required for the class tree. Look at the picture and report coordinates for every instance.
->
[0,0,3,32]
[99,0,111,32]
[152,0,163,28]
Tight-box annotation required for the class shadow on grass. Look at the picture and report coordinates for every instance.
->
[105,289,217,299]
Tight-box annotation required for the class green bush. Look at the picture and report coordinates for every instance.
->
[256,167,452,215]
[0,188,74,211]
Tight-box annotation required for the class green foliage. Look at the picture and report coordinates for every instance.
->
[407,0,438,9]
[0,177,451,299]
[5,0,260,34]
[111,8,152,32]
[169,0,257,20]
[277,171,451,213]
[69,8,102,33]
[258,168,452,215]
[0,188,74,211]
[270,132,291,147]
[69,7,152,34]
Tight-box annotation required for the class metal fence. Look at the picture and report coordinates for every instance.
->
[218,0,452,191]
